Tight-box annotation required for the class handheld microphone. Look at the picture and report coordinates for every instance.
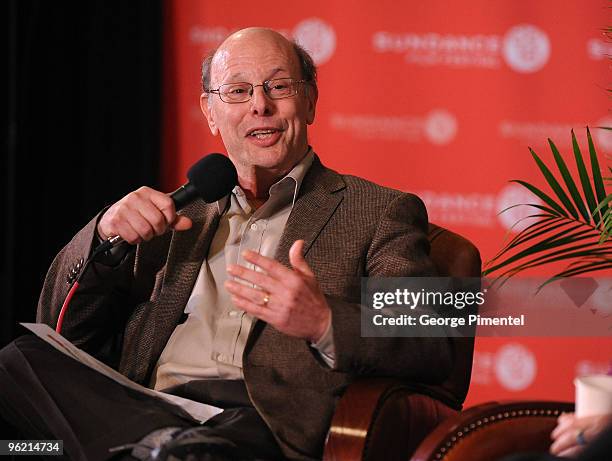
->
[172,152,239,207]
[96,153,238,253]
[57,154,237,333]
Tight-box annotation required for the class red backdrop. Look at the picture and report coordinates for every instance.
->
[162,0,612,406]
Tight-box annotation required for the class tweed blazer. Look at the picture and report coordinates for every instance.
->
[38,156,455,460]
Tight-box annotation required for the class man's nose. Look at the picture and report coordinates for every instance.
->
[249,85,273,116]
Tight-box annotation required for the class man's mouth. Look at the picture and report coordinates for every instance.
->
[247,128,281,139]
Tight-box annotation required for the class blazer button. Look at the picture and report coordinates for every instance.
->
[66,257,85,285]
[75,257,84,271]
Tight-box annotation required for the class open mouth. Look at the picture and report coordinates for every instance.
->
[247,128,281,139]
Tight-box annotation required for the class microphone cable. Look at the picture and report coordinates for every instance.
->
[54,153,237,334]
[55,241,119,333]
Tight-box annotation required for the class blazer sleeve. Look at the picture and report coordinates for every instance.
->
[327,192,453,384]
[36,212,138,365]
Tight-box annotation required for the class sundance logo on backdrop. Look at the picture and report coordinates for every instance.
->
[419,183,541,230]
[190,26,230,46]
[499,118,612,154]
[594,117,612,152]
[576,360,611,377]
[372,23,550,73]
[502,24,550,73]
[292,18,336,65]
[189,18,337,66]
[472,343,537,391]
[495,183,542,232]
[329,109,457,145]
[587,37,612,60]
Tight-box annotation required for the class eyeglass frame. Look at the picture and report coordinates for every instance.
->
[205,78,308,104]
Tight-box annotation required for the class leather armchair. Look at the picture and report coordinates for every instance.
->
[323,223,481,461]
[411,400,574,461]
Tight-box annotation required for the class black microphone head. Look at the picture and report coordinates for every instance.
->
[187,153,238,203]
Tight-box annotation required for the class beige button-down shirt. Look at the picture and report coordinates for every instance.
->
[151,151,333,391]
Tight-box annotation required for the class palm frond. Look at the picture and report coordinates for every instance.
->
[548,137,590,222]
[587,127,608,206]
[571,130,599,223]
[596,196,612,243]
[484,128,611,282]
[511,179,568,217]
[484,230,603,276]
[528,147,578,218]
[486,217,582,269]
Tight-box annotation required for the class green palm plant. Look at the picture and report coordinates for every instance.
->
[482,127,611,285]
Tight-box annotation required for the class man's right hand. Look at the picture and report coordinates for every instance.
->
[97,186,193,244]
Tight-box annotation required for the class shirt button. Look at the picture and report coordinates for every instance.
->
[250,223,258,230]
[217,353,226,362]
[228,310,239,318]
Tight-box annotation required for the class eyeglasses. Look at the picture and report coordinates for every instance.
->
[206,78,306,104]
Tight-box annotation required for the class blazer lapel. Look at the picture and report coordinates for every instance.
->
[275,156,346,267]
[245,158,346,354]
[145,200,221,375]
[162,200,221,292]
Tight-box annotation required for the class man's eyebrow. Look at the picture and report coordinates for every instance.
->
[225,67,288,82]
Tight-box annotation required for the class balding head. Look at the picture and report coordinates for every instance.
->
[201,28,317,95]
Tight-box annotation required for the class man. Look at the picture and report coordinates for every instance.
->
[0,28,460,460]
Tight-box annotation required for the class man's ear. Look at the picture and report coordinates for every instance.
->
[200,93,219,135]
[305,85,318,125]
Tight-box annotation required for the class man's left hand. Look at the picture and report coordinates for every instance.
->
[225,240,331,343]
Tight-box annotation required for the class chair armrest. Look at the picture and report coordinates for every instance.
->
[323,378,457,461]
[410,400,575,461]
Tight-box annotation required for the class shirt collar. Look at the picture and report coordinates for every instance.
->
[216,148,315,214]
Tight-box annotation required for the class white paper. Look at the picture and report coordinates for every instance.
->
[21,323,223,423]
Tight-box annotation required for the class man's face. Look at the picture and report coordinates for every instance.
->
[201,30,317,176]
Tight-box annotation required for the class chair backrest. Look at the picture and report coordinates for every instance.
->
[428,223,481,278]
[322,223,482,461]
[425,223,481,409]
[411,400,575,461]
